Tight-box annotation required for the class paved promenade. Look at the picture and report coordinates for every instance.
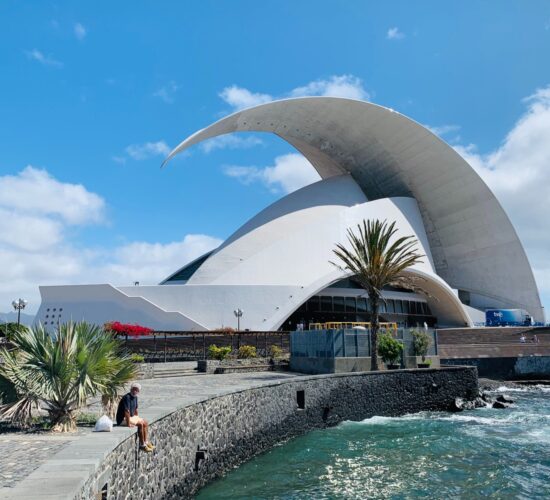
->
[0,371,300,499]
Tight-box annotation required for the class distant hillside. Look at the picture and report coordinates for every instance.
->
[0,311,35,326]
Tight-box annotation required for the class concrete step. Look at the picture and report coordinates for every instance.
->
[153,371,204,379]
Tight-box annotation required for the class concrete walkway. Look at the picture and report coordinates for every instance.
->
[0,371,301,499]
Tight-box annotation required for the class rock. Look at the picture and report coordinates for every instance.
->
[481,392,494,404]
[492,401,509,409]
[474,397,487,408]
[496,395,514,404]
[450,397,465,412]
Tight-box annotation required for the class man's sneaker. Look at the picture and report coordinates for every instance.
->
[140,445,152,453]
[146,442,155,451]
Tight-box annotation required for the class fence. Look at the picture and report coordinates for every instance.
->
[290,328,438,359]
[120,331,290,362]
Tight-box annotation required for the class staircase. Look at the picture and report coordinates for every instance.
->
[153,361,203,379]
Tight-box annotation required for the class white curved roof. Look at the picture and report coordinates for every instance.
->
[165,97,543,321]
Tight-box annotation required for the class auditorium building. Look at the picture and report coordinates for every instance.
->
[36,97,544,331]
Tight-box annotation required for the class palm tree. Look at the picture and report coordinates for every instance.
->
[0,322,136,431]
[332,219,425,371]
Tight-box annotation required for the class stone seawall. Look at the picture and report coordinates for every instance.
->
[76,367,477,499]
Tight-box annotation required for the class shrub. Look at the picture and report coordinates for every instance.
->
[130,353,145,363]
[0,322,25,341]
[377,333,403,365]
[208,344,232,360]
[0,322,136,431]
[411,329,431,360]
[238,345,257,359]
[269,344,283,359]
[104,321,153,337]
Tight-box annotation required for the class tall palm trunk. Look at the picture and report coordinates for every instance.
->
[369,292,380,371]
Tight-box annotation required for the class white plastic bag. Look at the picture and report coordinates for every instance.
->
[94,415,113,432]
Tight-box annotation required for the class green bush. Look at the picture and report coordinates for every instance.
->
[411,329,431,360]
[238,345,257,359]
[130,354,145,363]
[269,344,283,359]
[208,344,232,360]
[0,322,25,341]
[377,333,403,365]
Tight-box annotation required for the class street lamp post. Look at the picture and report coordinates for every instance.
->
[233,308,243,331]
[12,298,28,326]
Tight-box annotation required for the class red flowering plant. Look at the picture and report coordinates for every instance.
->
[104,321,153,338]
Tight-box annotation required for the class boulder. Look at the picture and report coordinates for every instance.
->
[496,395,514,404]
[492,401,509,409]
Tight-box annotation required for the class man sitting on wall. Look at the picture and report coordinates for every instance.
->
[116,382,155,452]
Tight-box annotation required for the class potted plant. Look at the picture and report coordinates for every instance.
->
[411,329,431,368]
[377,332,403,370]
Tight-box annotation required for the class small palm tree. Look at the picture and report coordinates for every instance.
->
[0,322,136,432]
[332,219,425,371]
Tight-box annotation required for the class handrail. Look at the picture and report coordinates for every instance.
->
[308,321,398,331]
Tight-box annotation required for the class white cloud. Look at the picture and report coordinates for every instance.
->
[0,167,222,313]
[453,85,550,296]
[386,27,405,40]
[289,75,370,101]
[219,86,273,111]
[153,81,179,104]
[200,134,264,153]
[219,74,371,112]
[74,23,87,40]
[25,49,63,68]
[103,234,222,284]
[223,153,321,194]
[0,166,104,225]
[125,141,171,160]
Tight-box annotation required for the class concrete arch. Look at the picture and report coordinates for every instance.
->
[164,97,543,321]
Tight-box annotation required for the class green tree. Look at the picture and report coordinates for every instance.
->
[332,219,425,371]
[0,322,136,431]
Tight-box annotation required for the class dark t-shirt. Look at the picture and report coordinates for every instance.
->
[116,392,138,425]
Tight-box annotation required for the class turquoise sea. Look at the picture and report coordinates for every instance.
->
[197,385,550,499]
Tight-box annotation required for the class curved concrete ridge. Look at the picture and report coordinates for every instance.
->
[163,97,543,321]
[0,368,478,499]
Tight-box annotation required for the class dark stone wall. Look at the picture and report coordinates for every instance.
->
[442,356,550,380]
[77,367,477,500]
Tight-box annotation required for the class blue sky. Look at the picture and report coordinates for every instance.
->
[1,0,550,316]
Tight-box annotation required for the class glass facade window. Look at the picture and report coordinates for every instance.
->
[386,299,395,313]
[333,296,345,312]
[307,296,320,312]
[357,297,368,313]
[320,296,332,312]
[345,297,356,312]
[395,300,403,314]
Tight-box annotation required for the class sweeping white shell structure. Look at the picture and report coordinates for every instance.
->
[36,97,543,330]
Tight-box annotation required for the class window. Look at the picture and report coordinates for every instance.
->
[395,300,403,314]
[386,299,395,313]
[307,296,320,312]
[345,297,356,312]
[320,296,332,312]
[333,296,345,312]
[357,297,368,313]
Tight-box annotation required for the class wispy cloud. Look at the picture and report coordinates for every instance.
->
[25,49,63,68]
[200,135,264,154]
[219,74,371,112]
[153,81,179,104]
[223,153,321,194]
[386,27,405,40]
[74,23,87,40]
[125,141,171,160]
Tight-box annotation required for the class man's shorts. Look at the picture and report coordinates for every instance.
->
[120,415,146,426]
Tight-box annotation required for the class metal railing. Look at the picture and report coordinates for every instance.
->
[119,331,290,362]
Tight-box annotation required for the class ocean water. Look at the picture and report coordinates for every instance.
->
[197,385,550,499]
